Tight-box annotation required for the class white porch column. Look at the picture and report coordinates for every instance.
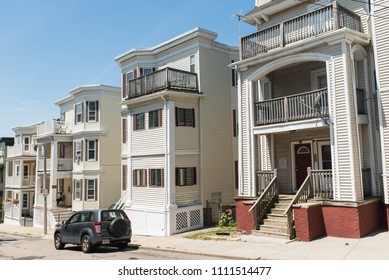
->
[50,140,58,207]
[329,42,363,201]
[165,100,177,236]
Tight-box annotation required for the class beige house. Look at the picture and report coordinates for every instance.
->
[115,28,239,236]
[3,124,38,226]
[234,0,388,240]
[33,85,121,229]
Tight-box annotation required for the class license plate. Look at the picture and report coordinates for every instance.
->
[102,239,110,245]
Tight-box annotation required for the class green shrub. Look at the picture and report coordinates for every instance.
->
[218,209,236,228]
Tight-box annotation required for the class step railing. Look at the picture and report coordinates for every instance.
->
[112,190,129,209]
[249,169,278,229]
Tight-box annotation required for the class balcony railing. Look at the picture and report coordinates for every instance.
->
[37,120,71,137]
[255,88,328,126]
[37,158,73,172]
[7,145,36,158]
[127,67,199,99]
[241,3,362,60]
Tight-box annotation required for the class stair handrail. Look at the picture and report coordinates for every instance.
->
[249,169,278,229]
[113,190,129,209]
[283,167,312,236]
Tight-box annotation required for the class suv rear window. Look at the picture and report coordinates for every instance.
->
[101,210,127,221]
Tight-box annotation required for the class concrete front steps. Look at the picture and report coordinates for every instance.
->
[52,207,73,227]
[252,195,294,240]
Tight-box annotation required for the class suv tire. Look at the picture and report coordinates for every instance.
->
[54,233,65,250]
[81,234,94,253]
[109,218,128,238]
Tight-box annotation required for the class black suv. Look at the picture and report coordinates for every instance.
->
[54,209,132,253]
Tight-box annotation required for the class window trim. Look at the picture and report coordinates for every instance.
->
[176,167,197,186]
[176,107,195,127]
[148,109,162,129]
[133,169,147,187]
[75,103,83,124]
[133,112,145,131]
[149,168,164,187]
[87,100,98,122]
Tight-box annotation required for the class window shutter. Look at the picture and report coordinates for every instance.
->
[233,109,237,137]
[73,179,76,200]
[161,168,165,187]
[96,101,99,122]
[85,140,88,161]
[191,109,195,127]
[85,101,89,122]
[193,167,197,185]
[95,179,98,201]
[84,179,88,201]
[175,107,178,126]
[122,165,127,190]
[122,73,127,99]
[175,168,179,186]
[95,140,98,161]
[234,161,238,189]
[133,114,136,131]
[122,118,127,143]
[133,69,138,79]
[140,68,143,76]
[80,179,83,201]
[159,109,163,127]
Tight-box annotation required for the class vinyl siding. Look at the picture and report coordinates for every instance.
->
[198,46,236,205]
[374,0,389,202]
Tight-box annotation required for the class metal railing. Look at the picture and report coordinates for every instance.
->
[127,67,199,99]
[241,2,361,60]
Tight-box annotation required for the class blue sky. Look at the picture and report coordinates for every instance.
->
[0,0,255,136]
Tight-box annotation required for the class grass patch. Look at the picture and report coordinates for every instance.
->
[184,227,240,240]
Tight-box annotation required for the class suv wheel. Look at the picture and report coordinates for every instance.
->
[109,218,128,238]
[117,241,128,250]
[54,233,65,250]
[81,235,94,253]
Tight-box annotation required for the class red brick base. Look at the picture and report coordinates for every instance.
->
[293,203,326,241]
[294,198,384,241]
[235,199,255,234]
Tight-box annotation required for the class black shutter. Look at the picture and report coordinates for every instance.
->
[86,101,89,122]
[191,109,195,127]
[96,101,99,122]
[175,107,179,126]
[95,179,98,201]
[95,140,98,161]
[84,179,88,201]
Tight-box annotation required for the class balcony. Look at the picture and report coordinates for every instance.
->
[255,88,328,126]
[241,3,362,60]
[126,67,200,99]
[37,120,71,137]
[37,158,73,172]
[7,145,36,158]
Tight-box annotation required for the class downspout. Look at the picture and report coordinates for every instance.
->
[236,65,244,196]
[161,94,169,236]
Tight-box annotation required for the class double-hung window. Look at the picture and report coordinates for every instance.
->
[23,136,30,152]
[133,169,146,187]
[75,103,83,123]
[87,101,98,122]
[86,179,96,201]
[176,167,197,186]
[149,109,162,129]
[176,108,195,127]
[86,140,98,161]
[133,113,145,130]
[149,169,163,187]
[74,180,81,200]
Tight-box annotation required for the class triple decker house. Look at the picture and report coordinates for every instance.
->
[115,28,239,236]
[234,0,389,240]
[4,124,37,226]
[33,85,121,229]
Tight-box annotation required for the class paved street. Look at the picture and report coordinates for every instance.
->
[0,233,228,260]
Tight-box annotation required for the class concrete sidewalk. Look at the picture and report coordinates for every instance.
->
[1,223,389,259]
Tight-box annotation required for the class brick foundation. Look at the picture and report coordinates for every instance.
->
[293,203,326,241]
[293,198,384,240]
[235,199,255,234]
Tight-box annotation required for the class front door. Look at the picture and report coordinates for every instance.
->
[294,143,312,189]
